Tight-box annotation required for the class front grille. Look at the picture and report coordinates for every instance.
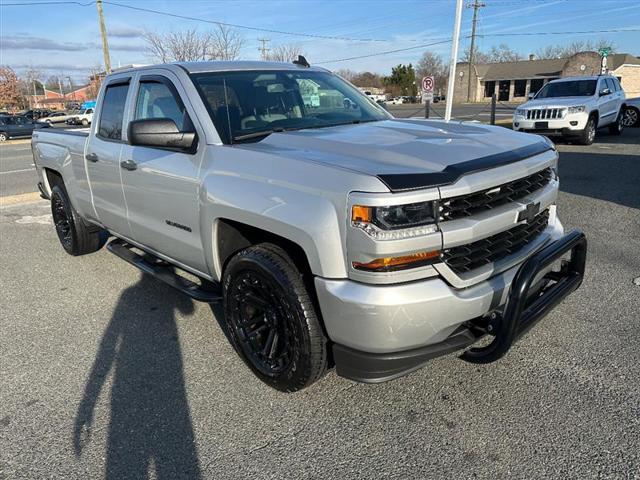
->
[441,167,553,220]
[526,108,565,120]
[442,209,550,274]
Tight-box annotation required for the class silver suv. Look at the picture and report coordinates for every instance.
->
[513,75,626,145]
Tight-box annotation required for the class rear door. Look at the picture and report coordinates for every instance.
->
[85,77,133,237]
[120,71,207,272]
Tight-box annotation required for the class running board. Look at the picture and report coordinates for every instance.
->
[107,238,222,303]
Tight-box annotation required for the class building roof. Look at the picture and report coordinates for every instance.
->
[460,52,640,81]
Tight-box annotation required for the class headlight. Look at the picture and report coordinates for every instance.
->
[568,105,586,114]
[352,201,438,240]
[515,108,526,116]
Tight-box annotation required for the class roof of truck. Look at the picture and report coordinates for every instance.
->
[111,61,327,75]
[177,60,327,73]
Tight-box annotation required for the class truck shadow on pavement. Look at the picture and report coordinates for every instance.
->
[558,149,640,210]
[73,272,202,480]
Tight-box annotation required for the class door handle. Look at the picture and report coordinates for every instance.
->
[85,152,99,162]
[120,159,138,171]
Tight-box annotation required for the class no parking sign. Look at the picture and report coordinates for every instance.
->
[422,76,434,102]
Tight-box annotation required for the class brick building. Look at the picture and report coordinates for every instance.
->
[453,51,640,103]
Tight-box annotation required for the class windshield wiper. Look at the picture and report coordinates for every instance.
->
[233,127,296,142]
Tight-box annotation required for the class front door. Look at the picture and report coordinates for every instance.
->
[498,80,511,101]
[120,73,206,273]
[85,79,132,237]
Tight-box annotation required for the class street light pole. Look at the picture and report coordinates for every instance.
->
[445,0,464,122]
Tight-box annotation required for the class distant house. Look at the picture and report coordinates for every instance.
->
[29,84,92,110]
[453,51,640,102]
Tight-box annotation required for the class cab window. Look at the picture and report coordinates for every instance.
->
[98,83,129,141]
[134,80,189,131]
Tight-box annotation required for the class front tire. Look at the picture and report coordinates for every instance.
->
[608,109,624,135]
[0,132,7,142]
[576,116,597,145]
[222,243,328,392]
[622,106,639,128]
[50,185,108,256]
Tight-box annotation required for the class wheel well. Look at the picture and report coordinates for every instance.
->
[44,168,64,191]
[216,219,313,280]
[216,219,333,363]
[590,110,599,125]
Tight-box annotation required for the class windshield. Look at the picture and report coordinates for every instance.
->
[191,69,389,143]
[535,80,597,98]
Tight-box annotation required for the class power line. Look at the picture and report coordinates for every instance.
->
[316,39,454,64]
[101,1,389,42]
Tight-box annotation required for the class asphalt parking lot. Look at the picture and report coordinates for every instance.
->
[1,128,639,479]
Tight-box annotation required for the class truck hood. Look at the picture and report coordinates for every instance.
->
[235,119,552,192]
[521,97,593,108]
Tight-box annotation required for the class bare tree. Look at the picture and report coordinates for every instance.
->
[535,39,616,59]
[461,44,521,63]
[416,51,449,92]
[143,26,245,63]
[350,72,384,89]
[143,29,212,62]
[266,44,304,62]
[210,24,244,60]
[335,69,357,82]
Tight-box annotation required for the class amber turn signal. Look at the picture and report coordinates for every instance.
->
[352,205,372,223]
[352,250,440,272]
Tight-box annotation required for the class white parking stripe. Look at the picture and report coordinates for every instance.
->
[0,168,34,174]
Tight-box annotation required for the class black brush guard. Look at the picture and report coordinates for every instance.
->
[462,229,587,363]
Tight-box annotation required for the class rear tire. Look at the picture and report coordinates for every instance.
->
[576,116,597,145]
[608,110,624,135]
[50,185,108,256]
[222,243,328,392]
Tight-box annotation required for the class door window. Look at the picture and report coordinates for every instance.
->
[98,83,129,140]
[134,80,189,131]
[605,78,616,93]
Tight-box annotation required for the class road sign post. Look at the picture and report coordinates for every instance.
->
[421,76,434,104]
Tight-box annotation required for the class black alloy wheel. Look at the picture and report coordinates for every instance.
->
[51,186,74,251]
[227,270,295,376]
[223,244,328,392]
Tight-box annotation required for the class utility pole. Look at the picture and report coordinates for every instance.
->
[257,38,270,60]
[445,0,464,122]
[466,0,485,102]
[96,0,111,73]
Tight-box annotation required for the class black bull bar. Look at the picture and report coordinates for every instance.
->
[462,229,587,363]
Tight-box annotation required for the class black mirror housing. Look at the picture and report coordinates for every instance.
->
[128,118,196,150]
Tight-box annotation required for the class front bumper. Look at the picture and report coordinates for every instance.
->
[513,113,588,133]
[316,229,586,383]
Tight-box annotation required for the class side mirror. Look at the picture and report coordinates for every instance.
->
[128,118,196,150]
[527,92,535,100]
[599,88,611,97]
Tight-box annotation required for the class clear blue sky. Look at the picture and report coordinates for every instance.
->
[1,0,639,83]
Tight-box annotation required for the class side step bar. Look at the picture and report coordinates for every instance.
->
[107,238,222,303]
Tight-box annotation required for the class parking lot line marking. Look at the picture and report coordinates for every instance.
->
[0,192,42,207]
[0,168,34,175]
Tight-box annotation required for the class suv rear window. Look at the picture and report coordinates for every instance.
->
[98,83,129,140]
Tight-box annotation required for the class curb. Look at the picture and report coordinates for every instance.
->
[0,192,43,207]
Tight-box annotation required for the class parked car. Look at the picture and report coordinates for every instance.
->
[38,112,73,124]
[386,97,405,105]
[66,108,94,126]
[513,75,626,145]
[622,97,639,127]
[21,109,51,121]
[33,61,586,391]
[0,115,48,141]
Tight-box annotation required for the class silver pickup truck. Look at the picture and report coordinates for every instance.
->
[32,60,586,392]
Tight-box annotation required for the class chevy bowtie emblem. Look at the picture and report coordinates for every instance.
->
[518,202,540,224]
